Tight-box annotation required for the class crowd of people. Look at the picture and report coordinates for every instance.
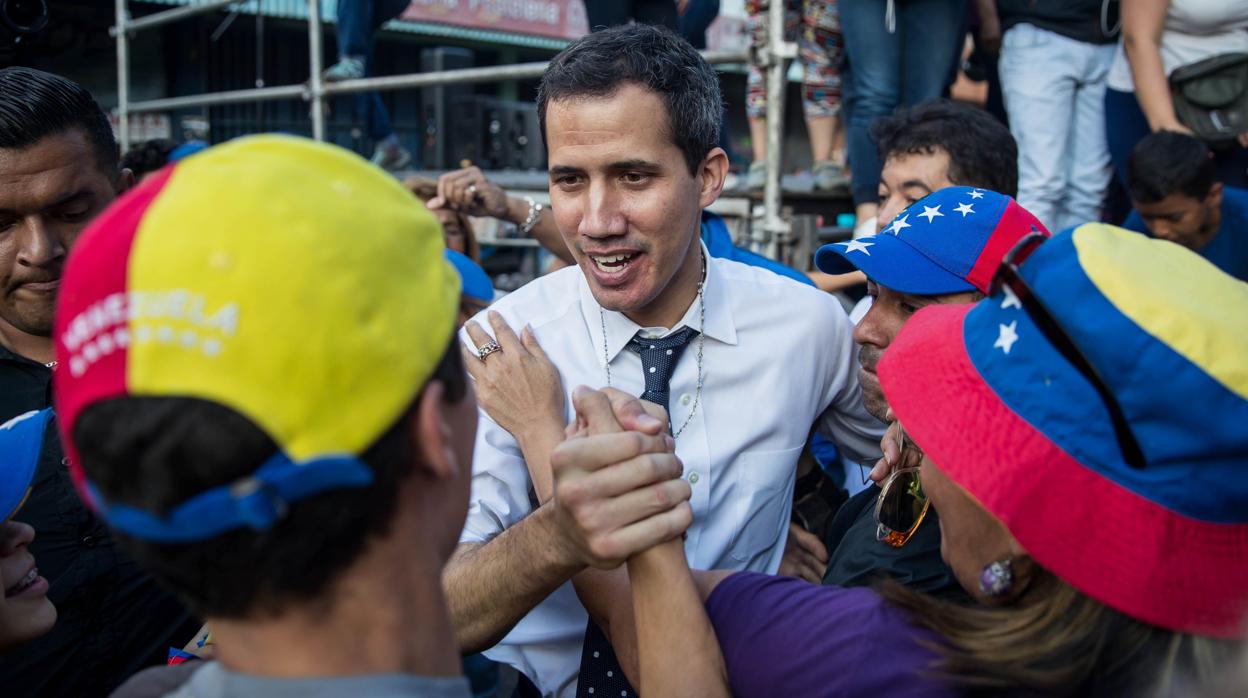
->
[0,7,1247,698]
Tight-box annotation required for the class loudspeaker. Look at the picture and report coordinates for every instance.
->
[420,46,473,169]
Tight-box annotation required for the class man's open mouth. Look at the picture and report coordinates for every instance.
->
[5,567,38,597]
[590,252,638,273]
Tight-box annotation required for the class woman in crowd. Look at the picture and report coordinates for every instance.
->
[620,223,1248,696]
[404,175,480,261]
[0,409,56,654]
[1106,0,1248,189]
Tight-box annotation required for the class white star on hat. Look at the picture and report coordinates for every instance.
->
[955,202,975,217]
[918,205,943,223]
[994,321,1019,354]
[1000,285,1022,310]
[888,214,911,235]
[839,239,874,255]
[968,190,985,199]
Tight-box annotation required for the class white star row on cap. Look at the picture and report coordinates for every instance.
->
[839,239,874,255]
[954,202,975,217]
[918,204,943,223]
[994,320,1019,354]
[968,189,985,199]
[887,214,911,235]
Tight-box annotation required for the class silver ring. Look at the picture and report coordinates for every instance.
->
[476,339,501,360]
[467,183,478,196]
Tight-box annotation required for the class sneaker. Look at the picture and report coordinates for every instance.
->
[371,136,411,171]
[812,159,849,191]
[746,160,766,190]
[323,56,365,82]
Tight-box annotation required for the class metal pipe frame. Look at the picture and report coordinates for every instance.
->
[124,50,751,114]
[115,0,130,152]
[306,0,325,140]
[116,0,237,35]
[757,0,796,258]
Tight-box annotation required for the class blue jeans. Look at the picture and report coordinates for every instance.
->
[999,23,1114,232]
[679,0,721,49]
[840,0,965,205]
[336,0,407,141]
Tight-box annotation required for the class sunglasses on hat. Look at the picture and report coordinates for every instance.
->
[989,233,1146,469]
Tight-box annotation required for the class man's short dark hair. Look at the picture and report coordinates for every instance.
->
[537,23,722,175]
[73,342,466,620]
[1126,131,1216,204]
[872,99,1018,197]
[121,138,177,179]
[0,67,119,176]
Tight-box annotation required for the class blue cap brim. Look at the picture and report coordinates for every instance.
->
[0,409,53,521]
[815,234,977,296]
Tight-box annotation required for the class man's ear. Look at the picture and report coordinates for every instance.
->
[1207,181,1224,210]
[117,168,136,194]
[697,147,729,210]
[411,381,459,482]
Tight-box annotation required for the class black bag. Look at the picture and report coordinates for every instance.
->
[1170,52,1248,146]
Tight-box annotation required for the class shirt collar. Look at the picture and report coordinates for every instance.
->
[579,242,738,368]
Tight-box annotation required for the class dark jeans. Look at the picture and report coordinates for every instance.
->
[585,0,679,31]
[840,0,965,205]
[1104,87,1248,205]
[336,0,408,141]
[679,0,721,49]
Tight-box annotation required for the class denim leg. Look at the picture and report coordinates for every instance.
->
[1103,88,1150,187]
[897,0,965,104]
[1056,40,1114,231]
[336,0,374,59]
[999,23,1080,231]
[840,0,902,204]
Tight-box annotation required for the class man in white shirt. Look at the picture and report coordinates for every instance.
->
[444,24,884,697]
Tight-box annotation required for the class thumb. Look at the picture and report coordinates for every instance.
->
[571,386,624,435]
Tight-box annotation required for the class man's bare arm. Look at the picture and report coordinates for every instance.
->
[445,505,582,653]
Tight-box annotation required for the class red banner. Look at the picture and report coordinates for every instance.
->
[399,0,589,40]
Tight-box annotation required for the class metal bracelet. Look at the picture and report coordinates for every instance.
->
[520,196,544,236]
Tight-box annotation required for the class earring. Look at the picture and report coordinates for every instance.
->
[979,558,1014,597]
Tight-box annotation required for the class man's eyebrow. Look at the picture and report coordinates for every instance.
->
[548,165,583,177]
[0,189,94,217]
[607,159,662,171]
[899,180,933,192]
[47,189,95,207]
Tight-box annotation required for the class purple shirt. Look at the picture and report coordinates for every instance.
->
[705,572,960,697]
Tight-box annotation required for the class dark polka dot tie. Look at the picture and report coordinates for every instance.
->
[575,327,699,698]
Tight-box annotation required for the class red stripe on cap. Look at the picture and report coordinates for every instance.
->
[881,303,1248,638]
[53,166,176,499]
[964,201,1050,294]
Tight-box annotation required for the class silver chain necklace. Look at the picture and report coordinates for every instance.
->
[599,256,706,439]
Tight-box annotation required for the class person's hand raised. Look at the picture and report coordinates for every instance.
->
[428,166,510,220]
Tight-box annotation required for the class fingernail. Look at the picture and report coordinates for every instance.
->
[664,435,676,450]
[572,385,589,400]
[640,414,662,428]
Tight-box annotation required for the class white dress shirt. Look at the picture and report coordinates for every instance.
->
[459,247,884,697]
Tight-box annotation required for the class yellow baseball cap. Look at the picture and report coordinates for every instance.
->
[53,134,459,542]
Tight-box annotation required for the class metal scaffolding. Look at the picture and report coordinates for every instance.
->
[111,0,794,253]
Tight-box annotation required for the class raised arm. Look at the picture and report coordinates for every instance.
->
[1122,0,1190,134]
[429,166,574,264]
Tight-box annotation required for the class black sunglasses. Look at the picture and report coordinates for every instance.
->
[989,233,1146,469]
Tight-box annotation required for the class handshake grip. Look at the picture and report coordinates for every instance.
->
[548,387,694,570]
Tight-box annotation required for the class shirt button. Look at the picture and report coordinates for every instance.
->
[648,366,656,373]
[689,472,700,484]
[680,393,692,406]
[80,535,98,548]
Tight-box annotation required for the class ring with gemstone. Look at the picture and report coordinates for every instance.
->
[477,339,502,360]
[467,183,478,196]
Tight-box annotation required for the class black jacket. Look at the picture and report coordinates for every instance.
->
[0,346,199,698]
[822,485,967,600]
